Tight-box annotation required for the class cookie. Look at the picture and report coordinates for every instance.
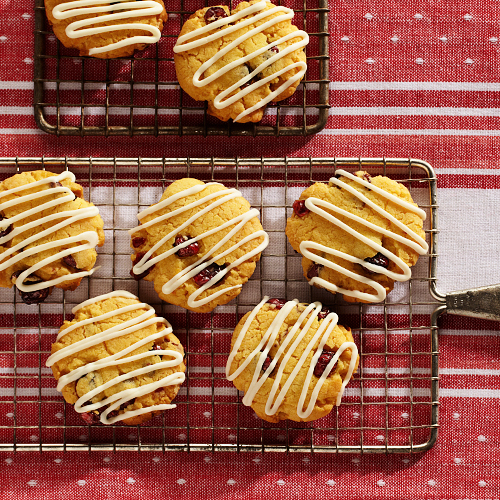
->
[129,178,268,313]
[0,170,104,304]
[173,0,308,123]
[45,0,168,59]
[286,170,428,303]
[46,291,186,426]
[226,297,358,423]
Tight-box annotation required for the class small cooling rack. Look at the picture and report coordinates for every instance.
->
[0,157,439,453]
[33,0,330,136]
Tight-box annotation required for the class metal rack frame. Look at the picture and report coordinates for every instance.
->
[0,157,439,453]
[33,0,330,136]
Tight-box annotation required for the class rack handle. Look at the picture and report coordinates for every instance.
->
[446,284,500,321]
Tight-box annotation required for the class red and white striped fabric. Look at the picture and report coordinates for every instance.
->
[1,0,500,498]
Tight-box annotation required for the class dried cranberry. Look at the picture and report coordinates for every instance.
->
[204,6,227,24]
[314,351,336,378]
[270,45,279,54]
[267,298,286,309]
[318,307,331,320]
[152,344,162,351]
[132,237,146,248]
[80,412,98,425]
[361,172,372,183]
[174,235,200,257]
[119,400,134,411]
[130,252,155,281]
[262,354,272,372]
[11,271,51,305]
[363,252,390,272]
[50,181,63,189]
[241,65,260,89]
[193,263,226,287]
[307,263,322,280]
[292,199,310,217]
[63,255,78,269]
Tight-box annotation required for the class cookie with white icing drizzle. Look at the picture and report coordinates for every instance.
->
[226,297,359,423]
[0,170,104,304]
[174,0,308,123]
[47,291,186,426]
[129,178,268,313]
[286,170,428,303]
[45,0,168,59]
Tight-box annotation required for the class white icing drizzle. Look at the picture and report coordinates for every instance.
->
[52,0,164,56]
[0,171,101,293]
[128,182,269,309]
[299,169,429,302]
[46,291,185,425]
[226,297,358,418]
[173,1,309,122]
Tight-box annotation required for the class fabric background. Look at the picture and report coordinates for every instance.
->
[1,0,500,498]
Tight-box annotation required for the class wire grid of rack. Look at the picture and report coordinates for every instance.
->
[33,0,330,137]
[0,157,439,453]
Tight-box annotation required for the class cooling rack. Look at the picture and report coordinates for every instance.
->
[0,157,439,453]
[33,0,330,136]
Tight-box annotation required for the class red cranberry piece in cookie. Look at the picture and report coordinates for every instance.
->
[267,298,286,309]
[270,45,279,54]
[362,172,372,183]
[80,412,98,425]
[12,271,51,305]
[292,199,310,217]
[262,354,272,372]
[63,255,78,269]
[193,263,226,287]
[130,253,155,281]
[317,307,331,320]
[314,351,336,378]
[363,252,390,272]
[132,237,146,248]
[174,235,200,257]
[307,263,322,280]
[204,6,227,24]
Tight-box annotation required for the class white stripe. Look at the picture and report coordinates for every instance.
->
[0,81,34,91]
[328,107,500,117]
[1,80,500,92]
[0,366,494,377]
[3,105,500,118]
[318,129,500,137]
[1,81,498,92]
[364,367,500,376]
[0,367,52,375]
[440,388,500,398]
[0,129,45,135]
[440,368,500,376]
[328,81,500,92]
[2,127,500,137]
[435,168,500,176]
[1,386,498,399]
[440,328,500,337]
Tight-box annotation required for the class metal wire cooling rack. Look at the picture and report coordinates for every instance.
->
[33,0,330,137]
[0,157,439,453]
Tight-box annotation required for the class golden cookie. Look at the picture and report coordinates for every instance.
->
[226,297,359,423]
[45,0,168,59]
[47,291,186,426]
[286,170,428,303]
[129,178,268,313]
[0,170,104,304]
[174,0,308,123]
